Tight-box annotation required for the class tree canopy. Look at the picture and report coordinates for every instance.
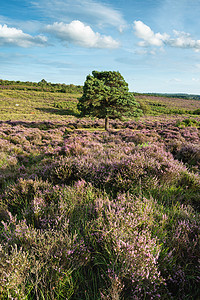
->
[78,71,142,130]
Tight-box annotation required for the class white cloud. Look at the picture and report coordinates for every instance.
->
[166,78,182,84]
[0,24,47,47]
[168,30,200,52]
[133,21,169,47]
[133,20,200,52]
[172,78,182,82]
[31,0,126,30]
[192,78,200,82]
[46,21,120,49]
[0,16,44,33]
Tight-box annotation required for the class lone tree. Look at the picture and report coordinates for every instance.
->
[78,71,142,130]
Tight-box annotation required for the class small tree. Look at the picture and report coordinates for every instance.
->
[38,79,47,85]
[78,71,142,130]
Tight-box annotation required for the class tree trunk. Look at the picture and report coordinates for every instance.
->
[105,117,109,131]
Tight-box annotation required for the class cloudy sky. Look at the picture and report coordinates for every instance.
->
[1,0,200,93]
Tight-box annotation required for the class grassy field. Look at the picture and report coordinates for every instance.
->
[0,86,200,299]
[1,88,200,121]
[0,89,80,121]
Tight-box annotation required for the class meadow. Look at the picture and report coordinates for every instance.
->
[0,83,200,299]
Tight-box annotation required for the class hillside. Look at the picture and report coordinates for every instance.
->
[135,94,200,116]
[0,82,199,299]
[1,80,200,122]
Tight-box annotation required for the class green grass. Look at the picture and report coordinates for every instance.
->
[0,89,81,121]
[1,88,200,123]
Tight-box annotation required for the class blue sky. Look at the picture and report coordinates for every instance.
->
[1,0,200,93]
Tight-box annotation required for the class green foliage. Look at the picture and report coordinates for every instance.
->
[137,100,152,115]
[78,71,142,129]
[148,103,187,115]
[0,78,82,94]
[0,89,80,121]
[191,108,200,115]
[54,102,67,109]
[176,118,200,128]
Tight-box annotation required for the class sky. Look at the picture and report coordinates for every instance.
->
[1,0,200,93]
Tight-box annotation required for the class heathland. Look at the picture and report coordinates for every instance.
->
[0,80,200,299]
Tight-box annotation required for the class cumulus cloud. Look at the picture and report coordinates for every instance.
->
[169,30,200,52]
[46,20,120,49]
[0,24,47,47]
[133,21,169,47]
[133,21,200,52]
[31,0,126,30]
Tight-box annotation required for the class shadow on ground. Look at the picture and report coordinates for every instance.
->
[36,107,80,117]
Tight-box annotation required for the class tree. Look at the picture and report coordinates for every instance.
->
[78,71,142,130]
[38,79,47,85]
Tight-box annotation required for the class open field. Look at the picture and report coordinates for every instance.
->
[0,89,80,121]
[1,88,200,122]
[0,87,200,299]
[135,94,200,116]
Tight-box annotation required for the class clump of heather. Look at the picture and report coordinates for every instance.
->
[97,194,165,299]
[176,143,200,172]
[42,142,189,197]
[157,203,200,299]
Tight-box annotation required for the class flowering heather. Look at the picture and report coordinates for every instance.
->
[0,118,200,299]
[135,94,200,112]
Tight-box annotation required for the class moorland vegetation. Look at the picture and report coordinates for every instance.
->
[0,77,200,299]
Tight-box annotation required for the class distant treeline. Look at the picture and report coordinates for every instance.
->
[0,79,83,94]
[1,79,199,100]
[134,92,200,101]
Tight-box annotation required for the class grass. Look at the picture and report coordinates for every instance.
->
[1,88,200,123]
[0,89,81,121]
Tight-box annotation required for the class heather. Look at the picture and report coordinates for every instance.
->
[0,116,200,299]
[135,94,200,115]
